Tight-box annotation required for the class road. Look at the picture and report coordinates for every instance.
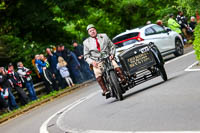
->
[0,46,199,133]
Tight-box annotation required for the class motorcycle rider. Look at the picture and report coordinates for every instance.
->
[83,24,125,96]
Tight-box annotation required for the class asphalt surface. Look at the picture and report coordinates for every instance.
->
[0,46,199,133]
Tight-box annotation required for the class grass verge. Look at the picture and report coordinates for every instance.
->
[0,80,95,124]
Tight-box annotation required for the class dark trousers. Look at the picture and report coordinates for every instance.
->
[40,73,58,94]
[80,61,94,81]
[0,94,8,109]
[26,81,37,101]
[14,86,29,105]
[68,66,84,84]
[8,87,18,110]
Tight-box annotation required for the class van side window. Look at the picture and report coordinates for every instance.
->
[145,28,155,36]
[152,25,165,34]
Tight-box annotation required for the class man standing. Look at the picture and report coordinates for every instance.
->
[17,62,37,101]
[176,11,189,40]
[46,48,65,89]
[7,63,29,105]
[168,14,182,34]
[72,41,94,81]
[0,67,18,110]
[60,45,83,84]
[83,24,125,96]
[189,16,197,33]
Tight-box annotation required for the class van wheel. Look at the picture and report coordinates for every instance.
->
[174,38,184,57]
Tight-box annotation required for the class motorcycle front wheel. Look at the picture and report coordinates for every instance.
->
[110,70,123,101]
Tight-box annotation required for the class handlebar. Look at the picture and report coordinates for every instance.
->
[85,50,110,62]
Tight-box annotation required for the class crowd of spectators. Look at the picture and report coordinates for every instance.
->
[167,11,198,42]
[147,10,199,43]
[0,42,94,113]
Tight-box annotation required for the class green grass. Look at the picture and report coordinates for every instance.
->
[0,85,76,120]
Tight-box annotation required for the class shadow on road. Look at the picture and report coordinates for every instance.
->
[123,81,165,100]
[123,75,178,100]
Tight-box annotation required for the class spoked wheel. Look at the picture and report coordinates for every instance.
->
[174,38,184,57]
[158,65,168,81]
[110,70,123,101]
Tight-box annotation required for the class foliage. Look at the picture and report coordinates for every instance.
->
[176,0,200,61]
[176,0,200,16]
[193,23,200,61]
[0,0,199,68]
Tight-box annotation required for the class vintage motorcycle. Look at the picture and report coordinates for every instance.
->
[87,42,168,101]
[87,50,124,100]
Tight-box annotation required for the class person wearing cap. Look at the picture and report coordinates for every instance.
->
[168,14,182,34]
[7,63,29,105]
[83,24,126,96]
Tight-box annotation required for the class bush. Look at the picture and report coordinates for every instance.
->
[193,23,200,61]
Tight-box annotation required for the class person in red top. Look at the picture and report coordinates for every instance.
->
[7,63,29,105]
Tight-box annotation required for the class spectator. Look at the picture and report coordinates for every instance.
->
[60,45,83,83]
[46,48,65,89]
[168,14,182,34]
[196,11,200,24]
[0,90,9,112]
[0,67,18,110]
[7,63,29,105]
[176,11,189,40]
[17,62,37,101]
[146,21,151,25]
[39,54,59,92]
[56,45,62,57]
[32,56,40,79]
[156,20,164,27]
[72,41,94,81]
[57,56,74,87]
[156,19,172,31]
[189,16,197,33]
[35,55,51,93]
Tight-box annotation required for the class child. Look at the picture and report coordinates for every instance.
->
[57,56,74,87]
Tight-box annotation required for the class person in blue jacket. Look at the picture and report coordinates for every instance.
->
[35,54,58,93]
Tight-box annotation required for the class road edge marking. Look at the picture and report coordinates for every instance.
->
[165,51,195,65]
[185,61,200,71]
[40,91,100,133]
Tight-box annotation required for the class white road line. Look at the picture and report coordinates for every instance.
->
[185,61,200,71]
[40,91,100,133]
[165,50,195,65]
[40,50,197,133]
[85,131,200,133]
